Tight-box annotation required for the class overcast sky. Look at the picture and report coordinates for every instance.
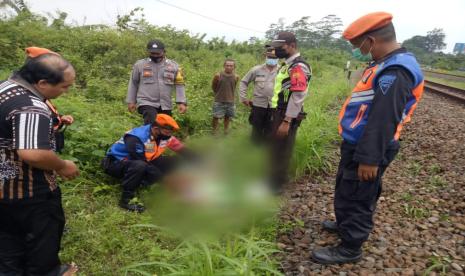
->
[24,0,465,53]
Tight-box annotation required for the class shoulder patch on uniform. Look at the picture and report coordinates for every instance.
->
[289,65,308,92]
[378,74,397,95]
[175,67,185,85]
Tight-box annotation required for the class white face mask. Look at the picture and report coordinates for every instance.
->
[265,58,278,66]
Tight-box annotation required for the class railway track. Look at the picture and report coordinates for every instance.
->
[424,80,465,104]
[423,70,465,82]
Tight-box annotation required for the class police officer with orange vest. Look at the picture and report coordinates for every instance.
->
[102,114,193,212]
[312,12,424,264]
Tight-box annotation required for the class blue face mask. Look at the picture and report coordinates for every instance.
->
[265,58,278,66]
[352,38,373,62]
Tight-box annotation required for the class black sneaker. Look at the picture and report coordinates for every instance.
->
[321,220,339,233]
[119,200,145,213]
[312,245,362,265]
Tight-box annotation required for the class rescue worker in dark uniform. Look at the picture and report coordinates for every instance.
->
[239,45,278,144]
[127,39,187,125]
[312,12,424,264]
[102,114,193,212]
[0,48,79,275]
[269,32,312,194]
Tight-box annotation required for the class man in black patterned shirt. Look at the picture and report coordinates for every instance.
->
[0,49,79,275]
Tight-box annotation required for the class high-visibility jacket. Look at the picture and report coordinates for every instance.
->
[271,56,311,110]
[338,52,424,144]
[107,125,183,161]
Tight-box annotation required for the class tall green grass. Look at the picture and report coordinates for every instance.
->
[425,76,465,90]
[123,229,282,276]
[292,69,350,176]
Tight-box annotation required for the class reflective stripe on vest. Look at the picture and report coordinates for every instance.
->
[144,139,170,161]
[338,52,424,144]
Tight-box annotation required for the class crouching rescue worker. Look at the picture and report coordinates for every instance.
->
[102,114,193,212]
[312,12,424,264]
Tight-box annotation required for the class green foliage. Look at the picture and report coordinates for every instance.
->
[403,203,430,219]
[425,76,465,90]
[400,192,413,202]
[402,28,465,71]
[265,15,350,51]
[403,28,446,54]
[424,254,452,275]
[291,66,349,176]
[124,231,282,276]
[407,161,422,177]
[428,175,447,189]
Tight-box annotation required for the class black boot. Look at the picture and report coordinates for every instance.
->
[321,220,339,233]
[120,192,145,213]
[312,245,362,264]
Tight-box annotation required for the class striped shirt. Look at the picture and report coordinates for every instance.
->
[0,78,57,202]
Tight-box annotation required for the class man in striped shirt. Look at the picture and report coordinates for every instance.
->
[0,51,79,275]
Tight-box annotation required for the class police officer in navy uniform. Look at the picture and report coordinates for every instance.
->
[127,39,187,125]
[312,12,424,264]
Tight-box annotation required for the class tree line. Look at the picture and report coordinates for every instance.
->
[264,16,465,71]
[2,0,463,72]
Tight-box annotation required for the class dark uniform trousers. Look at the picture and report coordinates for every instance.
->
[102,156,178,199]
[269,108,303,192]
[249,105,272,144]
[335,141,399,249]
[0,188,65,276]
[137,105,172,125]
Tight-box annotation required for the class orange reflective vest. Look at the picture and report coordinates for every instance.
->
[107,125,184,161]
[338,52,424,144]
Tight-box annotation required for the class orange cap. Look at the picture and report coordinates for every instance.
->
[155,114,180,131]
[25,47,60,58]
[342,12,393,40]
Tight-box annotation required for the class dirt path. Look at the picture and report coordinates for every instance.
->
[278,92,465,275]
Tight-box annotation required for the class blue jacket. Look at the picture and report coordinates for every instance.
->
[339,51,424,145]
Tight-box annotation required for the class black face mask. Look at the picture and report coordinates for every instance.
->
[158,134,172,140]
[274,47,289,59]
[150,56,164,63]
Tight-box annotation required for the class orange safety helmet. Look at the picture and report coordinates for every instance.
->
[154,114,180,131]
